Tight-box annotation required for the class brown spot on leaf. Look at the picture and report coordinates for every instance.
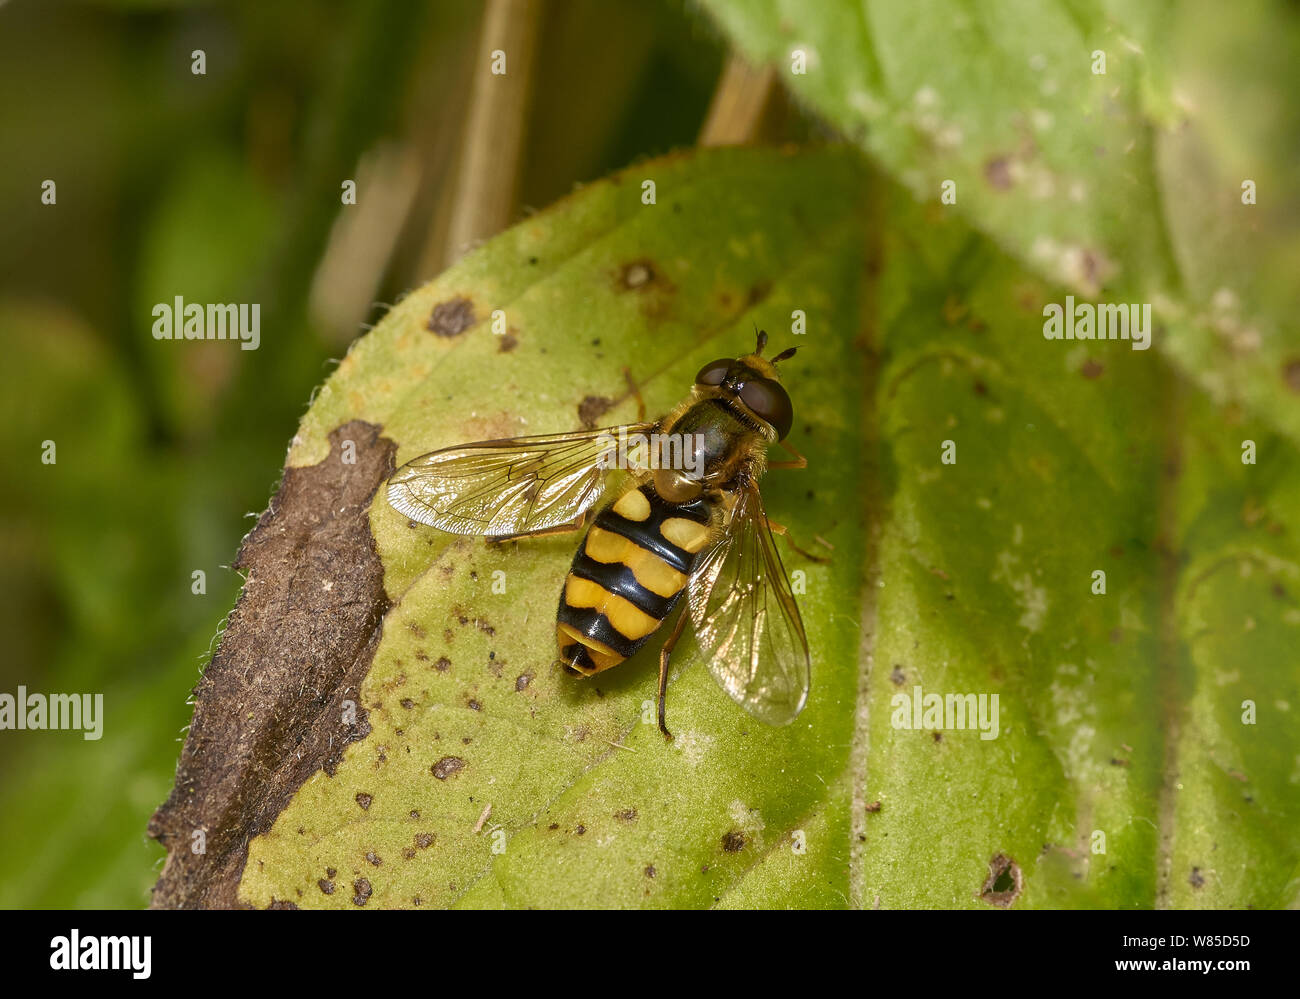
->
[415,832,435,849]
[317,879,335,895]
[352,878,372,906]
[427,296,476,337]
[1079,250,1102,288]
[434,656,451,672]
[890,666,906,686]
[865,801,882,813]
[498,330,519,353]
[985,156,1013,190]
[979,853,1023,908]
[355,792,373,811]
[147,421,395,909]
[432,756,466,780]
[1189,867,1205,889]
[721,831,746,853]
[1284,358,1300,393]
[515,673,533,691]
[1080,358,1104,379]
[620,260,655,289]
[615,809,638,823]
[578,394,614,430]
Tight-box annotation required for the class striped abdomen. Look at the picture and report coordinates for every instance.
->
[556,485,713,676]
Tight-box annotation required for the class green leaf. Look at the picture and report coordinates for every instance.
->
[862,189,1298,909]
[698,0,1300,447]
[152,145,1298,910]
[149,146,876,908]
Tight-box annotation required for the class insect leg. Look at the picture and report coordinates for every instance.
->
[766,517,832,564]
[656,608,690,741]
[767,439,808,469]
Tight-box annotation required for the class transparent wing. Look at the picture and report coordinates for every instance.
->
[687,481,811,725]
[387,423,655,537]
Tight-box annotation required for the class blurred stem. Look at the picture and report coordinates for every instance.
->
[698,54,778,146]
[427,0,544,271]
[228,0,429,430]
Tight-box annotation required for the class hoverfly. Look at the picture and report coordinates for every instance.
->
[386,330,811,739]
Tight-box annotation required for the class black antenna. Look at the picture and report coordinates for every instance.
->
[772,346,798,363]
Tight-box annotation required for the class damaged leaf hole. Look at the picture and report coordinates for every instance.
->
[979,853,1023,908]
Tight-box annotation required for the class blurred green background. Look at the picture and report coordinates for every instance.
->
[0,0,734,908]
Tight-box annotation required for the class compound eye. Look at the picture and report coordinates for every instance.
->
[695,358,733,386]
[739,377,793,440]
